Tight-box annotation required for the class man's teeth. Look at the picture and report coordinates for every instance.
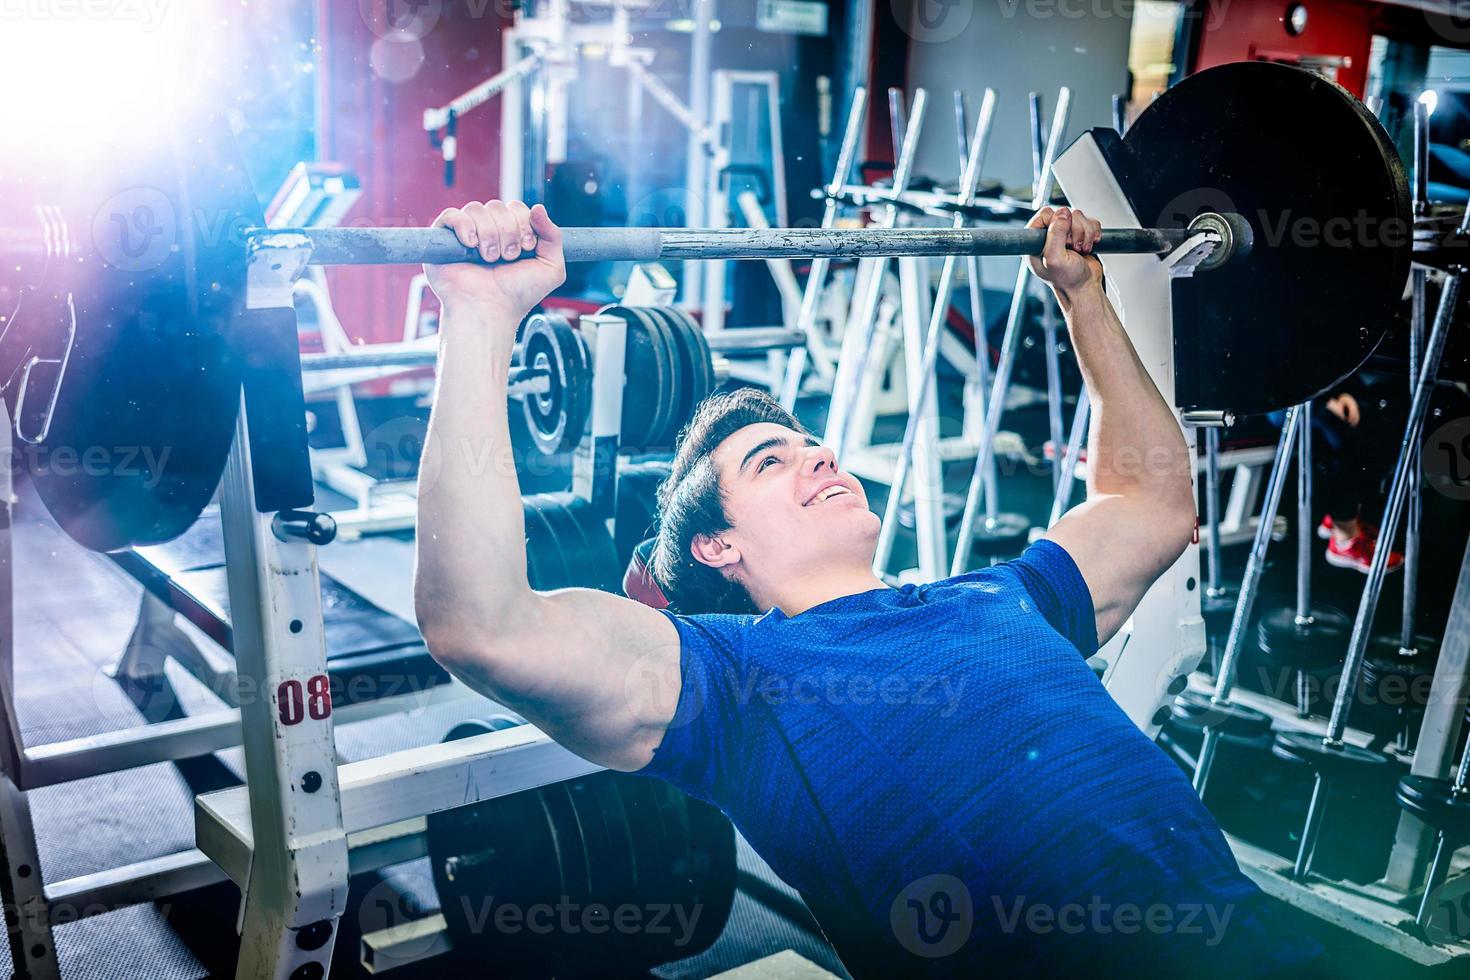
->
[811,486,850,504]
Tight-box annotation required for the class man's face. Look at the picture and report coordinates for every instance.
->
[695,423,880,595]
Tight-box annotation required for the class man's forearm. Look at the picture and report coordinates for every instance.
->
[415,301,531,635]
[1059,284,1191,504]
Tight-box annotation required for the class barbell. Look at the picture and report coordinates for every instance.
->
[0,62,1411,553]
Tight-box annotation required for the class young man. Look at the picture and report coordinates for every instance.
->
[414,201,1318,975]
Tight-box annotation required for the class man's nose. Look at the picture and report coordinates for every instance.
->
[803,444,838,474]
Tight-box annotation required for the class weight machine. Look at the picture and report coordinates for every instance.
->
[423,0,789,335]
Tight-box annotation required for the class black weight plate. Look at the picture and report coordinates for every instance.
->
[1256,604,1350,670]
[1271,730,1392,777]
[522,496,567,591]
[672,307,714,431]
[29,108,261,551]
[562,775,616,901]
[427,784,555,973]
[541,780,592,905]
[520,313,588,456]
[443,714,522,741]
[602,305,671,450]
[585,772,638,902]
[651,307,698,442]
[676,796,738,953]
[614,463,669,567]
[1170,690,1274,739]
[635,307,680,452]
[608,775,676,957]
[1108,62,1409,418]
[1396,775,1470,837]
[568,497,623,594]
[549,494,597,590]
[537,494,583,591]
[1201,587,1238,632]
[965,511,1032,557]
[678,308,717,411]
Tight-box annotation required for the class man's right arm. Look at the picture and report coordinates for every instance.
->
[412,201,681,772]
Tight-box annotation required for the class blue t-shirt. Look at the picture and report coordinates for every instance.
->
[638,540,1316,977]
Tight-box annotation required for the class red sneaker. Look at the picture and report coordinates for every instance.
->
[1317,515,1333,540]
[1326,527,1403,574]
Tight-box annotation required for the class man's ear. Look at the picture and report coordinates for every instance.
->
[691,532,741,571]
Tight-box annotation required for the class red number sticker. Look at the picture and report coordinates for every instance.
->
[306,674,332,720]
[276,674,332,726]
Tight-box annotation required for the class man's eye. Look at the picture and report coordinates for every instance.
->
[758,455,779,472]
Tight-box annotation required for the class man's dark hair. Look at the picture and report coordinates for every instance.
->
[651,388,808,615]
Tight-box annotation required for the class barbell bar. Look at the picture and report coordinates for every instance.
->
[0,62,1413,555]
[252,218,1243,268]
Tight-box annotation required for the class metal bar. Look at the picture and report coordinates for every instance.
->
[951,88,1073,576]
[955,92,1001,522]
[1404,98,1430,649]
[1203,427,1224,596]
[704,328,806,352]
[778,86,869,409]
[1293,260,1466,882]
[423,52,543,132]
[825,87,929,457]
[1029,92,1044,188]
[1048,389,1090,528]
[1324,270,1463,743]
[264,224,1200,267]
[1042,301,1065,493]
[872,88,997,573]
[1296,401,1314,624]
[1193,407,1301,796]
[1384,531,1470,891]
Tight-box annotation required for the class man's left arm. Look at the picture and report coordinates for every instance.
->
[1031,207,1196,644]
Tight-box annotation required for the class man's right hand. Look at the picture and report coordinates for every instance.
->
[1028,206,1103,305]
[426,200,567,318]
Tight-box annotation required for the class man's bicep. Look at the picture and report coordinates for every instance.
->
[1043,495,1172,643]
[497,589,683,771]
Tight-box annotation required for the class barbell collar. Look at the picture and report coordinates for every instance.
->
[253,222,1230,268]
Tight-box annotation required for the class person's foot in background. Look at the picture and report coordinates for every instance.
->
[1324,514,1403,574]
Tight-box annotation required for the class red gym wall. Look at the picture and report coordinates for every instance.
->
[1190,0,1377,96]
[316,1,514,347]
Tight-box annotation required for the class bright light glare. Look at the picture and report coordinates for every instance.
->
[0,13,193,165]
[1419,89,1439,118]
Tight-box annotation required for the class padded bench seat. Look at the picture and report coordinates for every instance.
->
[107,507,450,707]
